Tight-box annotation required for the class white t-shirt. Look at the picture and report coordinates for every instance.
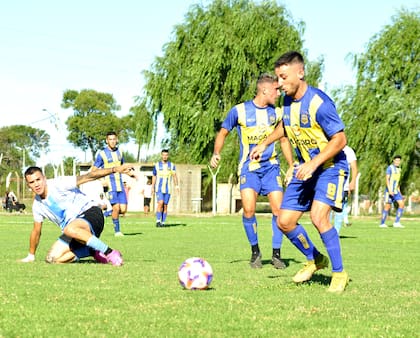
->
[343,146,357,191]
[32,176,95,230]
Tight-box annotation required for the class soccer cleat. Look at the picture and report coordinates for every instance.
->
[379,223,388,228]
[106,250,123,266]
[393,222,404,228]
[93,250,108,264]
[156,221,161,228]
[271,256,286,269]
[250,252,262,269]
[161,222,165,227]
[293,253,329,283]
[327,270,349,293]
[114,231,124,237]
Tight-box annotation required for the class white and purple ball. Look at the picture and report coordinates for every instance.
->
[178,257,213,290]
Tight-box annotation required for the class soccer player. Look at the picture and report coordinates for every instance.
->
[210,73,294,269]
[20,164,133,266]
[380,155,405,228]
[332,145,358,232]
[250,51,349,292]
[151,149,179,227]
[92,131,131,236]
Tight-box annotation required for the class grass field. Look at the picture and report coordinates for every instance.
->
[1,212,419,337]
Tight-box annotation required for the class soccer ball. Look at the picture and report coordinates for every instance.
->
[178,257,213,290]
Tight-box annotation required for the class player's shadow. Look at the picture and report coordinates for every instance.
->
[123,232,143,236]
[339,235,358,239]
[160,223,187,228]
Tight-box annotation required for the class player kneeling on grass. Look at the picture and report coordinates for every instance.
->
[20,164,134,266]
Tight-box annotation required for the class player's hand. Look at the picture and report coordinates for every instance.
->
[210,154,221,168]
[249,144,266,161]
[295,162,317,181]
[117,163,135,174]
[21,253,35,263]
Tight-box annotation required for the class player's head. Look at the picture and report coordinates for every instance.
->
[256,73,280,105]
[24,166,47,197]
[274,51,305,98]
[106,131,118,150]
[393,155,402,167]
[161,149,169,162]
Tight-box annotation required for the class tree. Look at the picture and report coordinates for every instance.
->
[139,0,321,181]
[62,89,130,160]
[334,9,420,199]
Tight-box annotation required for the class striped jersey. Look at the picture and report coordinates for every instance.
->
[222,100,282,175]
[153,161,176,194]
[282,85,347,170]
[385,164,401,194]
[94,147,125,192]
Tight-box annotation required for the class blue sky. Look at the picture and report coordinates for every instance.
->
[0,0,417,164]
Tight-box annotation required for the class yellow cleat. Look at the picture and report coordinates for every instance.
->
[328,270,349,293]
[293,253,329,283]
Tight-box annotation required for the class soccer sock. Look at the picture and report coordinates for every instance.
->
[271,215,283,250]
[112,218,120,233]
[156,211,162,223]
[395,208,404,223]
[285,224,319,260]
[104,210,112,217]
[162,212,167,223]
[320,227,343,272]
[86,236,109,254]
[243,215,258,246]
[380,210,389,224]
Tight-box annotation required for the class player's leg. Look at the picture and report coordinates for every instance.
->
[161,194,171,226]
[241,187,260,268]
[63,206,123,266]
[155,191,164,227]
[380,192,391,227]
[393,194,405,227]
[45,236,76,264]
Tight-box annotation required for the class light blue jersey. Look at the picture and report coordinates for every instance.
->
[32,176,95,230]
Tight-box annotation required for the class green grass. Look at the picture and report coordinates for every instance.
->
[1,213,419,337]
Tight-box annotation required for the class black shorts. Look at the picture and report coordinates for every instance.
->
[144,197,151,207]
[59,206,104,256]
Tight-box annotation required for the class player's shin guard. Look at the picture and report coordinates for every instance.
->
[112,218,120,233]
[285,224,319,260]
[380,210,389,224]
[320,227,343,272]
[243,215,258,246]
[86,236,108,253]
[395,208,404,223]
[271,215,283,249]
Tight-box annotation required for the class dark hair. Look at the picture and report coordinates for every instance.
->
[393,155,402,160]
[161,149,169,153]
[274,51,305,68]
[24,166,43,177]
[257,73,277,86]
[106,131,117,137]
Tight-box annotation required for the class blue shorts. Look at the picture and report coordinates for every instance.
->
[239,166,283,196]
[281,166,347,212]
[156,192,171,204]
[107,190,127,205]
[384,191,403,204]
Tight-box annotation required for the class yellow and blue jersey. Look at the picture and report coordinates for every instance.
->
[222,100,282,175]
[153,161,176,194]
[385,164,401,194]
[93,147,125,192]
[282,85,347,170]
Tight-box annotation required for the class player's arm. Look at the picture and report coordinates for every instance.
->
[385,173,393,195]
[249,122,286,160]
[210,127,229,168]
[295,131,347,180]
[76,164,134,186]
[21,221,43,262]
[173,171,180,191]
[348,159,359,192]
[278,128,295,184]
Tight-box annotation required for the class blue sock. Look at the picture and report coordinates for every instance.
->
[320,227,343,272]
[162,213,167,223]
[271,215,283,250]
[104,210,112,217]
[380,210,389,224]
[395,208,404,223]
[112,218,120,233]
[285,224,319,260]
[243,215,258,246]
[86,236,108,253]
[156,212,162,222]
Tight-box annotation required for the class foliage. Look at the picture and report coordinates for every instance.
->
[1,214,419,337]
[0,125,49,177]
[334,9,420,199]
[61,89,130,160]
[140,0,316,181]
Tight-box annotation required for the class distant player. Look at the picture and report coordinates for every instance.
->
[151,149,179,227]
[380,155,405,228]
